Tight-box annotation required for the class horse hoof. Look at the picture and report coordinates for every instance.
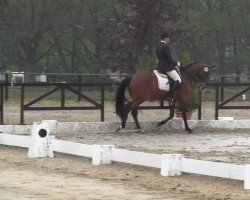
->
[116,128,121,132]
[116,125,122,132]
[187,129,193,133]
[138,129,144,134]
[157,121,164,127]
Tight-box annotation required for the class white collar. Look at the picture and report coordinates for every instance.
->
[161,40,166,44]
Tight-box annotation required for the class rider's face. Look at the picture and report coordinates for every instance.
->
[164,37,170,44]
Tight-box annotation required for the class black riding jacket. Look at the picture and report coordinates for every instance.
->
[156,41,177,73]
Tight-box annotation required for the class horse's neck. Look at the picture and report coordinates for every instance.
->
[181,68,195,80]
[181,64,200,79]
[180,64,200,87]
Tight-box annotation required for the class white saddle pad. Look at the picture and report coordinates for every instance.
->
[153,70,170,91]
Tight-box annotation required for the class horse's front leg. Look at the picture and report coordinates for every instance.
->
[157,102,175,127]
[131,108,142,131]
[181,109,193,133]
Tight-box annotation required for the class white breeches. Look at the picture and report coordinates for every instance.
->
[166,70,182,83]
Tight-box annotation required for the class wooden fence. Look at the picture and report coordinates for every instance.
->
[0,81,249,124]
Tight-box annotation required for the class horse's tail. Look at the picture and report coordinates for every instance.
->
[115,77,132,120]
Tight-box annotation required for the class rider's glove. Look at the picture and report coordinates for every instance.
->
[177,62,181,67]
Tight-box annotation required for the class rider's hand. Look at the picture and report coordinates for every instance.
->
[177,62,181,67]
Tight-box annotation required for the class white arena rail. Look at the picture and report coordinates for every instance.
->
[0,120,249,189]
[0,133,30,148]
[112,148,161,168]
[53,139,93,158]
[181,158,244,181]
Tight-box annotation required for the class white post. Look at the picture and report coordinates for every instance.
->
[92,144,114,165]
[28,121,57,158]
[161,154,183,176]
[242,94,246,101]
[42,120,57,134]
[244,164,250,189]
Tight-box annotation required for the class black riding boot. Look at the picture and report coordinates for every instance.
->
[171,80,181,92]
[167,81,180,104]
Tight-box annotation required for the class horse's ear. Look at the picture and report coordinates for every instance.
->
[210,65,215,69]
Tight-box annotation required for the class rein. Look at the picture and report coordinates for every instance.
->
[180,67,198,82]
[180,66,204,86]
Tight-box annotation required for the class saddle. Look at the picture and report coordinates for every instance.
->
[153,70,171,91]
[153,69,180,91]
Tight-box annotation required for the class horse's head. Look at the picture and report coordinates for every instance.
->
[196,64,215,89]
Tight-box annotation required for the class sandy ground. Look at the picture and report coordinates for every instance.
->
[1,102,250,199]
[1,143,250,200]
[57,128,250,165]
[1,129,250,200]
[2,101,250,124]
[0,147,166,200]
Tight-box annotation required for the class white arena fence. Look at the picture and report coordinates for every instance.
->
[0,120,250,190]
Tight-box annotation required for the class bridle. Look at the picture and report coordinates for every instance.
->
[180,66,208,89]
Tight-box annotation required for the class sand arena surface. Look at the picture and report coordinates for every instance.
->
[1,128,250,200]
[1,101,250,199]
[57,128,250,164]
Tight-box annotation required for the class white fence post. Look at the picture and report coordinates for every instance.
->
[244,164,250,189]
[42,120,57,134]
[161,154,183,176]
[92,144,114,165]
[27,121,57,158]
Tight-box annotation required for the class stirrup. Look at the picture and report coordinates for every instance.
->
[166,91,175,104]
[166,96,174,105]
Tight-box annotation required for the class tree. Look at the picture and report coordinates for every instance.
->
[0,0,57,72]
[0,0,7,7]
[0,0,249,77]
[98,0,182,73]
[176,0,250,75]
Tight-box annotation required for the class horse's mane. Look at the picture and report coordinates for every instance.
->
[179,62,200,74]
[179,62,201,78]
[181,62,199,69]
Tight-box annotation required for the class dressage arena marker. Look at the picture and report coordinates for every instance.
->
[0,120,250,189]
[28,120,57,158]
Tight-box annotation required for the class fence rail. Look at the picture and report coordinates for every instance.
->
[0,82,112,124]
[206,82,250,119]
[0,81,249,124]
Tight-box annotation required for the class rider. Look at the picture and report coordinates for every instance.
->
[156,32,181,103]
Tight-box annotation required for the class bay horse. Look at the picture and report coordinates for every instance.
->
[115,62,214,133]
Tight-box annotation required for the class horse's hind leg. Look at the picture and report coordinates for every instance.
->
[120,102,132,129]
[121,102,142,130]
[131,108,141,131]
